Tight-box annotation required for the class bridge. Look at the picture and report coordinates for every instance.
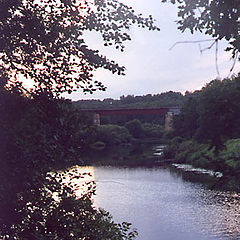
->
[79,107,180,130]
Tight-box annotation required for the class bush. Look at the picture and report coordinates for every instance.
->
[219,138,240,174]
[95,124,132,146]
[142,123,164,138]
[175,140,197,163]
[125,119,143,138]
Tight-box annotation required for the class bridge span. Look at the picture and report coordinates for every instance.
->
[79,107,180,130]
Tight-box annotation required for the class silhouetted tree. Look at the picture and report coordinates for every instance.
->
[162,0,240,58]
[0,0,159,95]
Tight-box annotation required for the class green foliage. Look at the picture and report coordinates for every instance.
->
[219,139,240,174]
[1,1,159,238]
[175,140,198,163]
[174,76,240,150]
[76,91,184,110]
[162,137,182,159]
[164,138,219,169]
[142,123,164,138]
[1,90,88,168]
[174,92,200,139]
[221,139,240,158]
[95,124,132,145]
[1,168,138,239]
[125,119,143,138]
[0,0,159,95]
[164,137,240,176]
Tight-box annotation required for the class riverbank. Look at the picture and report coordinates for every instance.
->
[81,140,240,192]
[162,137,240,191]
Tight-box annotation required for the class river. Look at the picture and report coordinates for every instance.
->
[73,165,240,240]
[62,143,240,240]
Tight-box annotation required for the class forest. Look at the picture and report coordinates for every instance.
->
[75,91,184,109]
[2,0,240,239]
[163,75,240,190]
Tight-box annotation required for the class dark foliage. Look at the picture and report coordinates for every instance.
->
[0,86,138,239]
[162,0,240,58]
[174,75,240,150]
[0,0,159,95]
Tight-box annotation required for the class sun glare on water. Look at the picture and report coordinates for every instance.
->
[52,166,95,200]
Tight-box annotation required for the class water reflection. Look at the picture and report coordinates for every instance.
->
[91,166,240,240]
[61,165,240,239]
[56,166,95,198]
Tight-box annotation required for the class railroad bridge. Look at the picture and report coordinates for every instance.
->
[79,107,180,130]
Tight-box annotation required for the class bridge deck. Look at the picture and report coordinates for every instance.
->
[79,107,180,116]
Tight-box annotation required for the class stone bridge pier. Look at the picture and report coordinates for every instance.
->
[93,113,100,126]
[164,111,174,131]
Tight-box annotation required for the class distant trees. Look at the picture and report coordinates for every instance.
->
[174,75,240,150]
[80,91,183,108]
[142,122,165,138]
[76,91,184,110]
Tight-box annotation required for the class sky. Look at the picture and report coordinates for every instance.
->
[66,0,240,101]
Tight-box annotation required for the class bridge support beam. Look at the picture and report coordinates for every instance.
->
[165,112,173,131]
[93,113,100,126]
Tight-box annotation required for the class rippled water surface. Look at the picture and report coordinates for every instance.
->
[85,166,240,240]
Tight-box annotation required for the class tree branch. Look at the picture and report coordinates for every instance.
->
[215,40,220,79]
[169,39,216,51]
[227,51,239,79]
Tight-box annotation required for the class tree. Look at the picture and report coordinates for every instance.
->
[194,77,240,150]
[125,119,143,138]
[95,124,132,145]
[0,0,159,95]
[174,91,200,139]
[0,85,139,239]
[162,0,240,59]
[1,1,159,238]
[173,76,240,151]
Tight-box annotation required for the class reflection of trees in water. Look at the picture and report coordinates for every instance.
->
[84,143,156,165]
[167,166,240,239]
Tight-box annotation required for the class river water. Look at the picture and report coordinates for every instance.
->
[75,165,240,240]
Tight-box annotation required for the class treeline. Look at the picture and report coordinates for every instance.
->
[174,77,240,148]
[75,91,184,109]
[164,75,240,182]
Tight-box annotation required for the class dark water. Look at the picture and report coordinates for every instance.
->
[87,166,240,240]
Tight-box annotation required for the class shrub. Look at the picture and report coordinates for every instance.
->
[95,124,132,145]
[125,119,143,138]
[142,123,164,138]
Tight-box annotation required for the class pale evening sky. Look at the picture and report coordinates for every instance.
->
[66,0,240,101]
